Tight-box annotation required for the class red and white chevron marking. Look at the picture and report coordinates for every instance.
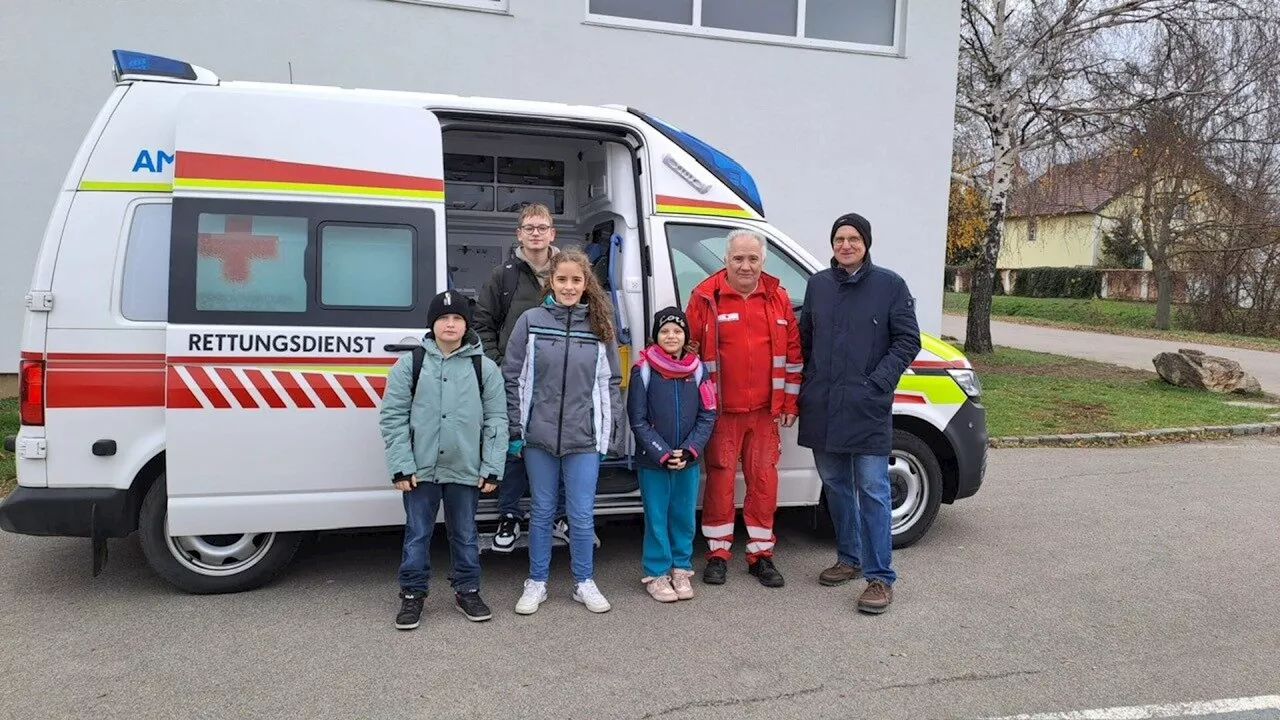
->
[167,366,387,410]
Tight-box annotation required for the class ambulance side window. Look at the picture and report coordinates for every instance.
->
[121,202,174,323]
[665,223,810,309]
[168,198,436,328]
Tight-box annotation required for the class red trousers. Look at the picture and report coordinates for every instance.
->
[700,408,780,563]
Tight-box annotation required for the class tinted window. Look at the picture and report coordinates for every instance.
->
[665,223,810,310]
[589,0,693,24]
[195,213,309,313]
[702,0,797,35]
[120,202,173,322]
[805,0,896,45]
[320,224,415,308]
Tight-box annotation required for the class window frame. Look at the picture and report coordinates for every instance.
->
[663,221,813,312]
[584,0,906,57]
[169,197,437,328]
[378,0,510,15]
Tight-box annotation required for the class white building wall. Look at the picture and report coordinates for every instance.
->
[0,0,961,373]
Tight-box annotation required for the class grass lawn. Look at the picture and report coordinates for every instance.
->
[1,397,17,496]
[944,292,1280,353]
[972,347,1279,437]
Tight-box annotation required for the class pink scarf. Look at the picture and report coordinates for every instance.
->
[638,345,718,411]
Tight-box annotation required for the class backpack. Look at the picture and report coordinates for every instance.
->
[492,260,524,330]
[636,356,717,412]
[408,346,488,461]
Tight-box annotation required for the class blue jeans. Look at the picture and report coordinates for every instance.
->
[813,451,897,585]
[496,454,566,520]
[399,481,482,594]
[524,448,599,583]
[638,465,700,577]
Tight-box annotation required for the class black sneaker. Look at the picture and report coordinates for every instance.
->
[703,557,728,585]
[492,514,521,553]
[455,591,493,622]
[748,557,786,588]
[395,591,425,631]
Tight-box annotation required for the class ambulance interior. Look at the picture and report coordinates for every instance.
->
[440,127,644,497]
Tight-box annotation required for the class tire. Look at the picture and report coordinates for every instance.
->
[137,473,303,594]
[810,429,944,549]
[889,429,943,549]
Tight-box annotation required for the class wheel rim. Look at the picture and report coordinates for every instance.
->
[889,450,929,533]
[165,530,276,577]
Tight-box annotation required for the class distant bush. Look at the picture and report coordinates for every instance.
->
[1012,267,1101,299]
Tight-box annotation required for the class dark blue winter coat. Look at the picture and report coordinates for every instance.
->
[626,357,717,470]
[797,258,921,456]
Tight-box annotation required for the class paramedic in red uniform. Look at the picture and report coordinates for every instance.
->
[686,229,802,588]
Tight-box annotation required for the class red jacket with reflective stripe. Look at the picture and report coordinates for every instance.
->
[686,269,803,417]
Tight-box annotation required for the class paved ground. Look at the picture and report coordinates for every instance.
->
[2,437,1279,720]
[941,315,1280,394]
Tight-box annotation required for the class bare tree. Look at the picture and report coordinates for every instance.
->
[954,0,1227,353]
[1102,6,1280,329]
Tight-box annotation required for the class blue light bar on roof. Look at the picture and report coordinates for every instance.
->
[112,49,198,82]
[628,108,765,216]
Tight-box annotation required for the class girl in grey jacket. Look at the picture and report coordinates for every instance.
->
[503,249,623,616]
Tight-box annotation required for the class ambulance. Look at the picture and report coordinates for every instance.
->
[0,51,988,594]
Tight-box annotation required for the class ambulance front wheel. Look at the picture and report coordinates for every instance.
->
[812,429,943,550]
[138,474,303,594]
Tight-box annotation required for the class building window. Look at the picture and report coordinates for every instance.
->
[381,0,509,13]
[586,0,902,53]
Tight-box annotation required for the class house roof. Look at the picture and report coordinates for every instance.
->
[1008,151,1136,219]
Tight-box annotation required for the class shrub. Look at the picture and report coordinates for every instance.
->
[1012,267,1101,299]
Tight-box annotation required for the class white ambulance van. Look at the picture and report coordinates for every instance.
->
[1,51,988,594]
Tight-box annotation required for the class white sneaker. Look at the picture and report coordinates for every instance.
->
[515,579,547,615]
[573,579,612,613]
[553,518,602,548]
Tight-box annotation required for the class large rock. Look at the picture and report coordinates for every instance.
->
[1152,348,1263,394]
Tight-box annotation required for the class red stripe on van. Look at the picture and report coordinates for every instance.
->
[655,194,746,211]
[273,371,315,409]
[45,368,167,408]
[302,372,344,408]
[215,367,258,409]
[243,369,287,409]
[365,375,387,398]
[48,352,167,363]
[187,366,231,409]
[894,393,928,405]
[176,151,445,193]
[909,359,970,370]
[167,367,203,409]
[167,355,397,366]
[335,374,377,409]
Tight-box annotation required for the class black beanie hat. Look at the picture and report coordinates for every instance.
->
[426,290,472,331]
[830,212,873,250]
[651,306,689,344]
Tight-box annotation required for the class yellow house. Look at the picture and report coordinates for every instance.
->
[999,153,1152,269]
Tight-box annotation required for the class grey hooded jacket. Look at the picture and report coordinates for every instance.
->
[503,299,623,457]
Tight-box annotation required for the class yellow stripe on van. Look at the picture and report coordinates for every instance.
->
[898,374,966,405]
[78,180,174,192]
[275,365,392,375]
[921,333,968,364]
[174,178,445,201]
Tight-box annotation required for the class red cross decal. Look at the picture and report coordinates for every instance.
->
[197,215,279,284]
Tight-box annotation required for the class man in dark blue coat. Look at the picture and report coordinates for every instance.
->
[798,212,920,614]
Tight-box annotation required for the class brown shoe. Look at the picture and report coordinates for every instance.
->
[818,561,862,587]
[856,579,893,614]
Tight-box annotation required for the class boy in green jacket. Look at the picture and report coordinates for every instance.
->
[379,290,508,630]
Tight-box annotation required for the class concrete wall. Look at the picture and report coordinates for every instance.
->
[0,0,962,371]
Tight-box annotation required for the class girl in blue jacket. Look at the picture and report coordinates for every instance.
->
[627,306,718,603]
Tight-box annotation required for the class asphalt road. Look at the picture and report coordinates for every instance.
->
[2,437,1279,720]
[941,315,1280,394]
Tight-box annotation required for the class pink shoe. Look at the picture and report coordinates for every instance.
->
[642,575,679,603]
[671,569,695,600]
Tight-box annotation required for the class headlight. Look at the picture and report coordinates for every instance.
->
[947,369,982,398]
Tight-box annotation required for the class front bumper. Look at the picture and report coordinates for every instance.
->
[944,398,988,501]
[0,485,136,538]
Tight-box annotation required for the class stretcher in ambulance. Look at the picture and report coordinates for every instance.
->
[0,51,988,594]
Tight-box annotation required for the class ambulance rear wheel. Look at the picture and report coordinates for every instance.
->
[138,474,303,594]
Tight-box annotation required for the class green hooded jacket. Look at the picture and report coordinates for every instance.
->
[378,330,508,486]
